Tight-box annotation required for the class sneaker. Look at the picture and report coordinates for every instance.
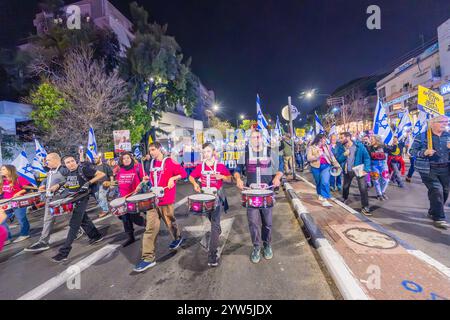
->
[51,253,68,263]
[318,195,325,202]
[382,194,389,200]
[133,260,156,273]
[25,242,50,252]
[361,207,372,216]
[322,200,333,207]
[250,247,261,264]
[406,177,412,183]
[88,235,104,245]
[75,229,84,240]
[433,221,449,230]
[169,237,185,250]
[263,245,273,260]
[12,235,30,243]
[376,195,384,201]
[208,255,219,268]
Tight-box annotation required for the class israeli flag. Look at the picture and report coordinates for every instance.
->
[315,112,325,135]
[86,126,98,162]
[134,145,142,160]
[396,110,412,141]
[373,97,394,145]
[412,109,429,137]
[11,151,37,186]
[32,155,47,177]
[275,115,283,136]
[256,94,270,143]
[34,139,47,165]
[329,125,337,137]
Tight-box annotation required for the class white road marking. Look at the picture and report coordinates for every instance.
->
[17,244,121,300]
[12,196,192,299]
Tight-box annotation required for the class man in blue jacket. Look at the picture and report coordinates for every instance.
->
[336,132,372,216]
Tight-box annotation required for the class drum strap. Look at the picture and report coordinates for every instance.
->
[201,160,217,188]
[150,157,168,187]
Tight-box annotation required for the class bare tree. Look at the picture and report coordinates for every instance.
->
[42,47,128,153]
[338,88,367,133]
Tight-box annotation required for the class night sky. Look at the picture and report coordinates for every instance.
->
[2,0,450,124]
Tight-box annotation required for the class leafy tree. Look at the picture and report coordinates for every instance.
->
[28,81,68,132]
[121,2,200,128]
[240,120,257,131]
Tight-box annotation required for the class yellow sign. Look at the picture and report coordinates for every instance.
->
[104,152,115,160]
[418,85,444,116]
[296,129,306,137]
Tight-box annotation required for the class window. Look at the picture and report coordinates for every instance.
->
[379,87,386,99]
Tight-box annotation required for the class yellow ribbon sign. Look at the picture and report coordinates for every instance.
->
[418,85,444,116]
[104,152,115,160]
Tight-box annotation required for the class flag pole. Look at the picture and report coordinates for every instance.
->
[288,96,297,181]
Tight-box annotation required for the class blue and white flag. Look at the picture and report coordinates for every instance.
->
[315,112,325,135]
[134,145,142,160]
[396,110,412,141]
[373,97,394,145]
[256,94,270,143]
[86,126,98,162]
[275,115,283,136]
[34,139,47,165]
[11,151,37,186]
[412,109,429,137]
[32,155,47,177]
[329,125,337,137]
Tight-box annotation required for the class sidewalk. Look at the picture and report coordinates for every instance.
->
[286,177,450,300]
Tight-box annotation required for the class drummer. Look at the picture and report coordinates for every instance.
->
[0,165,32,244]
[133,142,187,273]
[233,128,283,264]
[115,152,147,247]
[50,155,106,263]
[25,153,85,253]
[188,143,232,267]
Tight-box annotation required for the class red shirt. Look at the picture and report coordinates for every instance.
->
[190,162,231,190]
[149,158,187,206]
[116,164,144,197]
[1,176,30,199]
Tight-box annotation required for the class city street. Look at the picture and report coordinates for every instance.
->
[0,183,339,300]
[300,167,450,267]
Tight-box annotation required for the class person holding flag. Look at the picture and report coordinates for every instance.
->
[0,164,32,244]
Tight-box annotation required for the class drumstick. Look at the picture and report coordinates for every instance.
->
[23,186,39,190]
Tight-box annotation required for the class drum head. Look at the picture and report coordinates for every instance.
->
[110,198,126,207]
[189,194,216,201]
[127,193,156,202]
[242,189,273,196]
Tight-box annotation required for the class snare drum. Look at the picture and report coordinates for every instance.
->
[109,197,127,217]
[11,193,42,208]
[188,194,217,215]
[241,189,274,209]
[126,193,157,214]
[49,197,75,217]
[0,199,13,211]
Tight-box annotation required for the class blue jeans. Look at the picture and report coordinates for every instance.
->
[95,186,109,213]
[311,164,331,199]
[371,160,390,196]
[2,207,30,239]
[407,156,415,178]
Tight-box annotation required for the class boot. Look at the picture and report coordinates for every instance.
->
[122,233,136,248]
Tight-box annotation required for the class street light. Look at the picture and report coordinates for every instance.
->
[212,103,220,112]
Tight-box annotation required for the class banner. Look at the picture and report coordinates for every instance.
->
[418,85,445,116]
[104,152,115,160]
[296,128,306,137]
[113,130,132,154]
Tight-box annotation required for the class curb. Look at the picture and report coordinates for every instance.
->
[291,174,450,281]
[284,182,369,300]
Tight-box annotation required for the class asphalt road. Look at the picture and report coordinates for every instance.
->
[0,181,339,300]
[300,168,450,267]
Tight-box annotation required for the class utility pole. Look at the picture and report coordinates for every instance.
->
[288,96,297,180]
